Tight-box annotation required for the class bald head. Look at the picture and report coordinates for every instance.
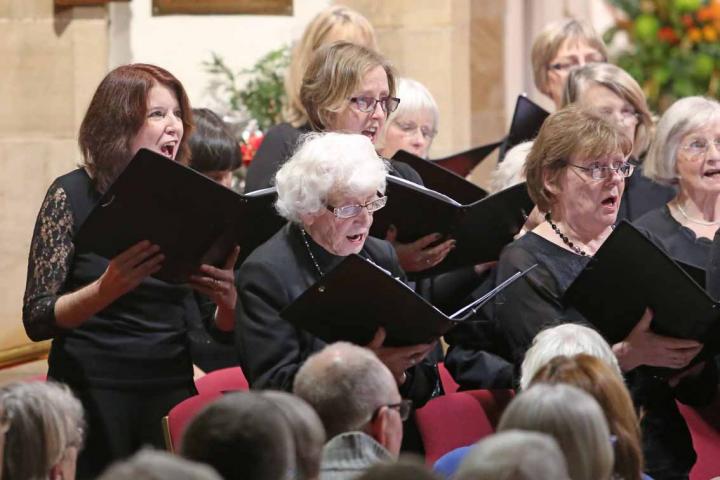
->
[293,342,399,439]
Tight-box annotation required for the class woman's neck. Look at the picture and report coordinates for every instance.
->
[674,190,720,223]
[536,210,613,256]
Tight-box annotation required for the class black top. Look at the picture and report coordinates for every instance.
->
[22,169,221,389]
[634,205,712,268]
[244,122,423,191]
[236,223,438,407]
[617,165,676,222]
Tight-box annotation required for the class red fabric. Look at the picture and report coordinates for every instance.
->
[416,389,514,465]
[165,391,222,452]
[438,362,459,394]
[194,366,249,395]
[678,397,720,480]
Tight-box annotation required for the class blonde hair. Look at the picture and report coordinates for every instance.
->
[563,63,653,157]
[525,104,632,212]
[531,18,607,97]
[284,6,377,127]
[300,41,396,132]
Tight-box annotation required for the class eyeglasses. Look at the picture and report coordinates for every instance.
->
[326,193,387,219]
[548,55,606,73]
[349,96,400,114]
[565,160,635,180]
[595,106,640,125]
[371,399,413,422]
[680,137,720,158]
[394,121,437,141]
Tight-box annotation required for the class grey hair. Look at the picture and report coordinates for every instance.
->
[644,96,720,185]
[98,448,222,480]
[498,384,614,480]
[275,132,389,224]
[520,323,622,391]
[1,381,85,480]
[293,342,397,439]
[490,141,532,193]
[260,391,326,480]
[454,430,570,480]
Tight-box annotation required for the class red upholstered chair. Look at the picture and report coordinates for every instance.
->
[678,396,720,480]
[438,362,459,394]
[162,391,222,453]
[194,366,249,395]
[415,389,515,465]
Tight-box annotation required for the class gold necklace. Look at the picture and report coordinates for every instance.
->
[674,202,720,227]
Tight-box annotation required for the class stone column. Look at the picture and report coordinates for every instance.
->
[0,1,108,363]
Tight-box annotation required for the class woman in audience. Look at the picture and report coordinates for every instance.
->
[376,77,439,159]
[563,62,675,220]
[498,383,614,480]
[188,108,241,189]
[97,449,222,480]
[453,430,570,480]
[1,381,85,480]
[531,18,607,109]
[22,64,238,477]
[237,132,438,407]
[529,354,645,480]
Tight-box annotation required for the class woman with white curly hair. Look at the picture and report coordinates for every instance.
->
[237,132,439,409]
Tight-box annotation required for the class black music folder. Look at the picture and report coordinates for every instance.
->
[281,254,536,346]
[370,177,534,276]
[563,221,720,355]
[498,95,550,161]
[392,150,488,204]
[74,148,285,284]
[433,142,503,177]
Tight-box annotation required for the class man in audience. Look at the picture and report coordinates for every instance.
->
[98,449,222,480]
[180,391,295,480]
[294,342,407,480]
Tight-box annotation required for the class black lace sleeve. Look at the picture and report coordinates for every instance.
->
[22,184,74,341]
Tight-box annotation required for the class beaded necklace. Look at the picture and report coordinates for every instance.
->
[300,229,323,276]
[545,212,589,257]
[675,202,720,227]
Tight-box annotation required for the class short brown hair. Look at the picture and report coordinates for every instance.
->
[78,63,193,194]
[525,104,632,212]
[300,41,396,132]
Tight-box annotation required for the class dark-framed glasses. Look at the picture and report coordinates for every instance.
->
[326,193,387,219]
[349,96,401,114]
[680,137,720,158]
[371,399,413,422]
[566,160,634,180]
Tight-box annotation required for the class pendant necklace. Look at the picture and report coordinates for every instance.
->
[300,228,324,276]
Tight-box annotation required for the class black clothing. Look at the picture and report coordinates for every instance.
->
[22,169,218,477]
[236,223,439,407]
[617,164,676,222]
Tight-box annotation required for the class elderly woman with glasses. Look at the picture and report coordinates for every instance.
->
[237,132,439,409]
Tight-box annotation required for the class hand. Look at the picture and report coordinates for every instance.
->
[668,361,706,388]
[188,246,240,312]
[366,327,437,385]
[612,308,703,372]
[386,225,455,272]
[474,261,497,276]
[97,240,164,301]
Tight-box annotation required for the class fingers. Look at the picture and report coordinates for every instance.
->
[223,246,241,270]
[113,240,155,266]
[385,225,398,243]
[631,307,653,333]
[366,327,387,350]
[653,335,702,350]
[411,232,443,250]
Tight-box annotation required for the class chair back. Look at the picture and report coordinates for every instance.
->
[162,391,222,453]
[194,366,249,395]
[678,395,720,480]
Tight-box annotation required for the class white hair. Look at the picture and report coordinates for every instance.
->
[275,132,388,223]
[520,323,622,391]
[644,96,720,185]
[98,448,222,480]
[455,430,570,480]
[490,141,533,193]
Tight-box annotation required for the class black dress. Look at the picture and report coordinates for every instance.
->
[22,169,225,478]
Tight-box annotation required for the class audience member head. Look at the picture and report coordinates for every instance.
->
[260,391,326,480]
[498,383,614,480]
[188,108,241,188]
[1,381,85,480]
[531,19,607,108]
[524,103,633,216]
[97,448,222,480]
[643,96,720,185]
[285,5,377,127]
[454,430,570,480]
[520,323,621,390]
[79,63,193,193]
[529,354,643,480]
[180,391,295,480]
[293,342,405,456]
[355,459,441,480]
[489,141,533,193]
[377,78,439,159]
[300,41,397,140]
[563,62,653,158]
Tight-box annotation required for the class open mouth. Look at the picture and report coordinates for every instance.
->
[361,127,377,142]
[160,142,176,158]
[703,169,720,178]
[347,233,364,243]
[601,195,618,208]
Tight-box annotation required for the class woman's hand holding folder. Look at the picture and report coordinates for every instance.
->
[366,327,437,385]
[189,246,241,332]
[386,225,455,272]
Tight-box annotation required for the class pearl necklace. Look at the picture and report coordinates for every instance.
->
[545,212,589,256]
[300,228,324,276]
[675,202,720,227]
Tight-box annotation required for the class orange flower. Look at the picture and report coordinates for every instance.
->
[703,24,718,42]
[682,14,695,28]
[689,27,703,42]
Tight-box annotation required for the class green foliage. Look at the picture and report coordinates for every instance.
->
[204,45,290,131]
[607,0,720,112]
